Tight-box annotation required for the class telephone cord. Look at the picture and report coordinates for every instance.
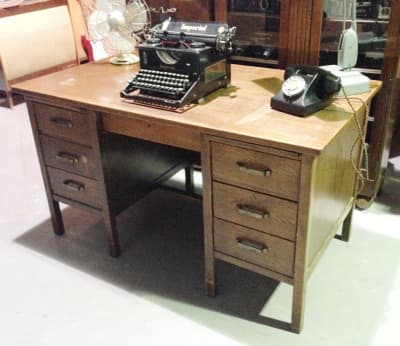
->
[333,88,374,194]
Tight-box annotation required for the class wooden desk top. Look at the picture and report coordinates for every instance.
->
[13,61,381,155]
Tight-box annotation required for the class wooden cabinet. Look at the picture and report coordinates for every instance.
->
[214,0,324,67]
[225,0,282,66]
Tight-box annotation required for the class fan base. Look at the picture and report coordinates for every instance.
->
[109,54,139,65]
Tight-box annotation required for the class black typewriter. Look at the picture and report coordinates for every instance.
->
[121,20,236,108]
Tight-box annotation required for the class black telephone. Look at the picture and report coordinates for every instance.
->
[270,65,341,116]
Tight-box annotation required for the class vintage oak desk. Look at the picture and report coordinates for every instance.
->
[13,62,380,333]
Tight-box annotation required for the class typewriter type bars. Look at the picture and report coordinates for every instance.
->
[121,20,236,108]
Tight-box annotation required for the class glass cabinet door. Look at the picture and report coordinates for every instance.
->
[320,0,391,76]
[227,0,282,66]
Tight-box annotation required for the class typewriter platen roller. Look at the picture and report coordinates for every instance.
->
[120,20,236,108]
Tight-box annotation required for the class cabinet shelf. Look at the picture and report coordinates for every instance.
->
[228,11,280,19]
[230,55,279,66]
[324,18,389,25]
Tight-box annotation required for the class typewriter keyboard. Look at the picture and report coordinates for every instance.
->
[125,69,192,98]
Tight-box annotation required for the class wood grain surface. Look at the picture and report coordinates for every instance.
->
[13,62,381,155]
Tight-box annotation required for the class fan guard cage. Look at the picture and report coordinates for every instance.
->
[84,0,151,64]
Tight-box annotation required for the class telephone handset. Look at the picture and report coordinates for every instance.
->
[270,65,341,116]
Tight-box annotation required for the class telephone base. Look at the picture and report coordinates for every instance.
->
[271,65,341,117]
[321,65,370,96]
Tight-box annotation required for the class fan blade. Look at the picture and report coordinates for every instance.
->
[96,0,125,13]
[104,30,136,54]
[87,10,110,40]
[125,0,149,33]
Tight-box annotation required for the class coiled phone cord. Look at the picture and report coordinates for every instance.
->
[334,87,374,193]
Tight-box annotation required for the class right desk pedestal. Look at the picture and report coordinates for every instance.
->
[201,126,361,333]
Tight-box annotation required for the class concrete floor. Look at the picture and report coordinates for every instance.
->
[1,103,399,346]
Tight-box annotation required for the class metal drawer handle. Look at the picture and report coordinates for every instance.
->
[236,237,268,254]
[56,152,79,165]
[63,180,85,192]
[237,203,269,219]
[50,117,73,128]
[236,161,272,176]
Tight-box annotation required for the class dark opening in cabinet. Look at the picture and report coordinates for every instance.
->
[226,0,281,66]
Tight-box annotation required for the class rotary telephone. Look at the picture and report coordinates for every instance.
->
[270,65,341,116]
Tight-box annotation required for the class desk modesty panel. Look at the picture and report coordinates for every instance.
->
[13,62,380,333]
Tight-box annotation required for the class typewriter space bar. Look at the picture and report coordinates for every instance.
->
[120,91,182,107]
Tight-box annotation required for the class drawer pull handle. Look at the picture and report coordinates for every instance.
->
[237,203,269,219]
[236,162,271,176]
[63,180,85,192]
[56,152,79,165]
[236,237,268,254]
[50,117,73,128]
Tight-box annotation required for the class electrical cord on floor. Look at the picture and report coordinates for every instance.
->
[333,87,374,193]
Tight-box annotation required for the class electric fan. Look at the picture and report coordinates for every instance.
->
[87,0,151,64]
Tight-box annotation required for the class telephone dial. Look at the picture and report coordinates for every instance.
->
[270,65,341,116]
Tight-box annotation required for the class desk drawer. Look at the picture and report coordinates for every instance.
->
[211,142,300,201]
[214,218,294,277]
[213,182,297,241]
[40,135,99,178]
[47,167,102,208]
[33,103,97,145]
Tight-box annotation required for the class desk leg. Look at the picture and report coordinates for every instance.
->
[185,166,195,195]
[290,155,313,333]
[103,210,120,258]
[335,208,353,242]
[6,90,14,108]
[202,136,216,296]
[340,208,353,242]
[26,100,64,236]
[92,113,121,257]
[49,199,65,236]
[205,251,216,297]
[291,276,306,333]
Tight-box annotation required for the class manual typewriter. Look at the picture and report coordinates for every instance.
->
[120,20,236,108]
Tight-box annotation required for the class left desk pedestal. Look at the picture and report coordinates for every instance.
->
[26,99,193,257]
[27,100,121,257]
